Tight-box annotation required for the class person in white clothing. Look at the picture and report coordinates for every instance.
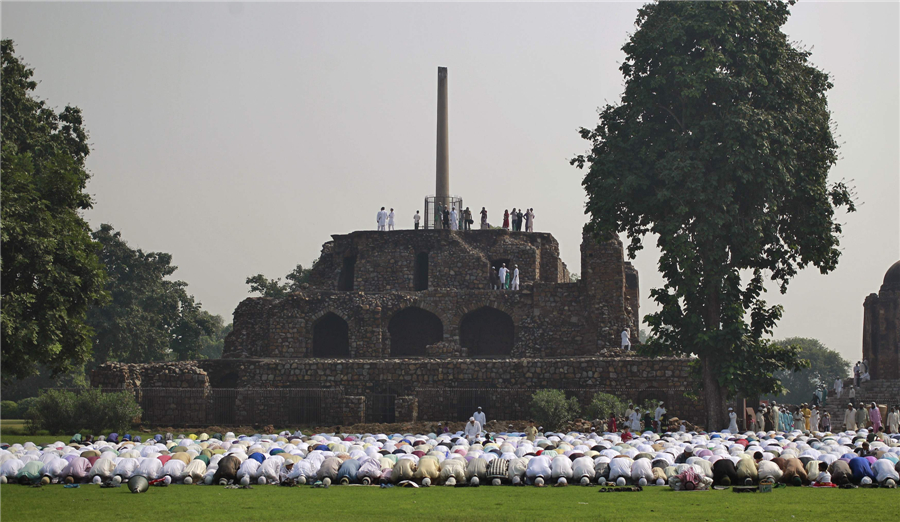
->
[464,417,482,443]
[388,209,395,231]
[621,329,631,351]
[630,409,641,431]
[414,211,421,230]
[727,407,738,432]
[473,407,486,431]
[376,207,387,231]
[810,405,819,432]
[887,405,899,434]
[654,402,666,432]
[449,207,459,231]
[498,264,509,290]
[833,378,843,398]
[510,265,520,290]
[844,403,857,431]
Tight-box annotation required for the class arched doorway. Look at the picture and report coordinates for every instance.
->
[460,307,514,357]
[388,307,443,357]
[313,313,350,357]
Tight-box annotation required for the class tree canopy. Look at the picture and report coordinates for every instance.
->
[769,337,850,405]
[86,224,218,364]
[1,39,108,380]
[246,263,313,298]
[572,1,855,429]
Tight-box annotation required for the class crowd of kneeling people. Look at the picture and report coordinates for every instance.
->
[2,427,899,490]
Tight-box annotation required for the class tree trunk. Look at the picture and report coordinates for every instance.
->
[702,355,728,431]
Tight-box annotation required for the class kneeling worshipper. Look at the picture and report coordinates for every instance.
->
[713,458,738,486]
[525,455,552,485]
[779,458,808,486]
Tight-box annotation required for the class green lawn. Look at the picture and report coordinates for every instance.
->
[1,483,895,522]
[0,420,163,447]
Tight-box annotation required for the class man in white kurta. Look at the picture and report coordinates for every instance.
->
[771,402,781,432]
[376,208,387,231]
[727,407,738,433]
[498,265,508,290]
[887,406,899,434]
[510,266,520,290]
[464,418,482,443]
[621,329,631,351]
[414,211,420,230]
[654,402,666,432]
[449,208,459,230]
[388,209,395,231]
[810,406,819,432]
[833,378,843,398]
[630,409,641,431]
[756,406,766,432]
[844,404,857,431]
[473,407,486,432]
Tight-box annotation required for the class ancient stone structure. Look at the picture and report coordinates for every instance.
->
[863,260,900,380]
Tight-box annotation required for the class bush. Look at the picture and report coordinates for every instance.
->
[530,389,580,432]
[25,389,142,435]
[16,397,38,418]
[585,392,628,421]
[1,400,18,419]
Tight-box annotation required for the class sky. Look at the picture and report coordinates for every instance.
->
[2,1,898,365]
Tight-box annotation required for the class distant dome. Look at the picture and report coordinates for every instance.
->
[882,260,900,292]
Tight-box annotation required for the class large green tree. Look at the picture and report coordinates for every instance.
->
[246,263,313,298]
[1,39,108,380]
[572,1,855,429]
[769,337,849,405]
[86,224,217,364]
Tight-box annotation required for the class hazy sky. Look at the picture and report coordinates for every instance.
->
[3,2,898,364]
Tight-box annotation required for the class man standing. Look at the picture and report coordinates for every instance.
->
[756,406,766,432]
[834,378,843,398]
[498,264,508,290]
[853,362,860,386]
[887,405,899,434]
[376,207,387,231]
[449,207,459,231]
[414,211,421,230]
[855,402,867,430]
[654,402,666,433]
[463,207,472,231]
[869,402,882,432]
[489,266,500,290]
[771,401,781,432]
[525,420,538,442]
[802,403,811,431]
[510,265,520,290]
[388,208,395,231]
[526,209,535,232]
[621,328,631,351]
[480,207,488,229]
[516,209,524,231]
[727,407,738,432]
[844,403,857,431]
[510,208,517,231]
[442,208,450,229]
[810,405,820,432]
[474,407,486,431]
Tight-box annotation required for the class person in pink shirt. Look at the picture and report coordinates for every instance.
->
[869,402,882,432]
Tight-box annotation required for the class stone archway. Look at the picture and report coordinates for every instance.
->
[460,306,514,357]
[313,312,350,357]
[388,307,443,357]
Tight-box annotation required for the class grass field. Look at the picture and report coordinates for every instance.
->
[1,483,895,522]
[0,420,162,447]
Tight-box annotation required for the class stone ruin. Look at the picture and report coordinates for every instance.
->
[92,227,704,428]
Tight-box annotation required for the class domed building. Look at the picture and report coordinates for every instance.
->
[862,260,900,380]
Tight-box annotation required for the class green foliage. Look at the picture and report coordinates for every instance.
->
[585,392,628,420]
[572,1,854,428]
[0,365,88,402]
[1,401,18,419]
[768,337,850,404]
[529,389,580,431]
[197,315,232,359]
[25,388,141,435]
[86,224,218,364]
[1,39,109,381]
[15,397,38,419]
[246,263,314,298]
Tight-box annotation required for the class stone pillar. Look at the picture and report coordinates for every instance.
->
[395,396,418,423]
[342,396,366,426]
[436,67,450,207]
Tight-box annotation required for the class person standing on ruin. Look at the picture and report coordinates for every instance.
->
[376,207,387,231]
[525,208,535,232]
[503,209,510,230]
[621,328,631,351]
[498,264,508,290]
[463,207,472,231]
[442,208,450,229]
[510,208,517,230]
[414,210,421,230]
[480,207,488,229]
[489,266,500,290]
[516,208,524,231]
[834,377,843,398]
[504,266,512,290]
[388,208,395,231]
[449,207,459,231]
[511,265,520,290]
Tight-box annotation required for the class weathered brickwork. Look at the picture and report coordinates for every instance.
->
[863,261,900,380]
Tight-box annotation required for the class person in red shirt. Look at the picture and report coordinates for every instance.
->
[621,426,633,442]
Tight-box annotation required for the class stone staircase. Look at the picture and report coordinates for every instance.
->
[821,379,900,429]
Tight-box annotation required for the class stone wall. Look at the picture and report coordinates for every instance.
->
[90,361,209,389]
[863,283,900,380]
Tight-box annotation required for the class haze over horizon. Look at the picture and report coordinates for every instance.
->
[3,1,897,365]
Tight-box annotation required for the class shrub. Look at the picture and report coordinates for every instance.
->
[585,392,628,421]
[530,389,580,432]
[25,389,142,435]
[1,400,18,419]
[16,397,38,418]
